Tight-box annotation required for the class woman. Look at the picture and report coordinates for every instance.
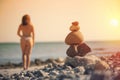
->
[17,14,35,70]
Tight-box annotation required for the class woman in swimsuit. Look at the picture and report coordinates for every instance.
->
[17,14,35,70]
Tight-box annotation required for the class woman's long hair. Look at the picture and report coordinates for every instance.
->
[22,14,31,25]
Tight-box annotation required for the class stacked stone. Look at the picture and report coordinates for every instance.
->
[65,21,91,57]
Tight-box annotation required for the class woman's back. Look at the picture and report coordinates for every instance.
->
[20,24,33,37]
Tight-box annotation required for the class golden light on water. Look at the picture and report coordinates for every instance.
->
[110,19,119,27]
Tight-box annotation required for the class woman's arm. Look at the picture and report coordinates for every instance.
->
[31,25,35,45]
[17,25,22,38]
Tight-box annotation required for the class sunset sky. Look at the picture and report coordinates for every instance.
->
[0,0,120,42]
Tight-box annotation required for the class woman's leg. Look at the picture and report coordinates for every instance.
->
[22,54,27,70]
[20,39,27,70]
[25,39,33,70]
[26,53,31,69]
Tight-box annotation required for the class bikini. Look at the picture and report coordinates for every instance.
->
[23,36,32,41]
[22,35,32,41]
[21,36,32,54]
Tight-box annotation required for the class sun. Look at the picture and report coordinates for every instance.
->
[110,19,118,27]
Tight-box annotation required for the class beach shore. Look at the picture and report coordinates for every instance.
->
[0,66,45,76]
[0,57,65,75]
[0,53,120,80]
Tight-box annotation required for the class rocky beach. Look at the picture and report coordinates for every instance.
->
[0,53,120,80]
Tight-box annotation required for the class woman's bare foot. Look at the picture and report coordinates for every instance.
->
[23,67,27,70]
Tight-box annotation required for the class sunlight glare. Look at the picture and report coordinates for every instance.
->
[110,19,118,27]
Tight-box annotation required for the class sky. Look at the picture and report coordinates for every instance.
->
[0,0,120,42]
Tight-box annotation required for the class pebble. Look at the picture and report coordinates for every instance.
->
[39,70,49,77]
[65,65,72,70]
[49,70,59,75]
[56,74,76,80]
[47,63,53,68]
[55,57,65,63]
[74,66,85,74]
[0,74,3,77]
[34,59,42,65]
[26,71,35,77]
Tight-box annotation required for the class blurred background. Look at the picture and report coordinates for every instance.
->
[0,0,120,64]
[0,0,120,42]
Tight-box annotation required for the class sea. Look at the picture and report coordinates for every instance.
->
[0,41,120,65]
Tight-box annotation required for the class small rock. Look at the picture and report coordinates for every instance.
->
[43,67,53,72]
[55,57,65,63]
[70,71,74,74]
[31,77,38,80]
[55,66,63,71]
[45,58,55,63]
[84,64,95,74]
[75,73,81,78]
[37,77,44,80]
[23,76,30,80]
[47,63,53,68]
[65,65,72,70]
[0,77,3,80]
[26,71,34,77]
[94,60,110,71]
[49,70,59,75]
[84,68,94,74]
[11,73,19,79]
[57,74,76,80]
[35,59,42,65]
[19,71,27,77]
[0,74,4,77]
[50,75,56,80]
[39,70,49,77]
[79,75,91,80]
[114,74,120,80]
[2,77,11,80]
[74,66,85,74]
[60,70,67,74]
[44,77,50,80]
[65,55,109,71]
[100,56,107,61]
[90,70,112,80]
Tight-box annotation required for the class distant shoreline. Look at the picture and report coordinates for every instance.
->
[0,40,120,44]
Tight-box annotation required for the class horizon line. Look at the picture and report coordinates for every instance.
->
[0,40,120,43]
